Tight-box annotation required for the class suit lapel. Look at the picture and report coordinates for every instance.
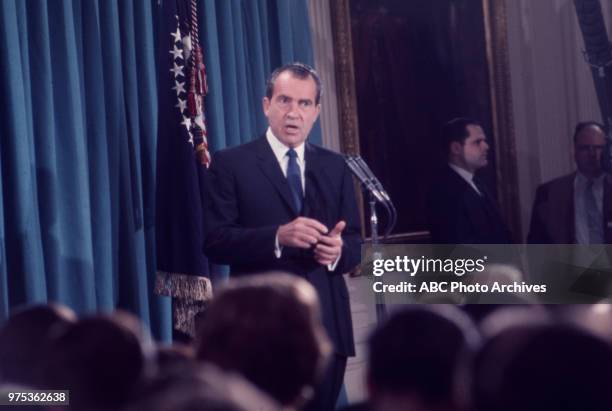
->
[448,168,491,215]
[303,144,326,222]
[556,174,575,243]
[471,175,501,217]
[254,137,299,216]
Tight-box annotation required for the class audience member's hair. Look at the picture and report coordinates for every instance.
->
[560,303,612,342]
[265,62,323,104]
[573,121,606,143]
[466,309,551,411]
[441,117,482,154]
[127,363,277,411]
[0,303,76,386]
[196,273,331,407]
[367,306,479,409]
[155,343,195,372]
[40,314,146,411]
[477,305,551,338]
[462,301,547,328]
[485,324,612,411]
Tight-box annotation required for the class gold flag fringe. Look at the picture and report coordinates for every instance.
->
[154,271,214,337]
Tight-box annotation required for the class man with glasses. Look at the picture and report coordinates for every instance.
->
[528,122,612,244]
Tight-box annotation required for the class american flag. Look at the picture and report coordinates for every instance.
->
[168,0,210,165]
[155,0,212,322]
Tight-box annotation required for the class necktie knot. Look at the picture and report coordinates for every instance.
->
[287,148,298,159]
[472,176,486,197]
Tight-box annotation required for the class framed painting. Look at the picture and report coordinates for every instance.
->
[330,0,520,242]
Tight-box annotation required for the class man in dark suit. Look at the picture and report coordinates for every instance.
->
[203,62,361,411]
[427,118,512,244]
[528,122,612,244]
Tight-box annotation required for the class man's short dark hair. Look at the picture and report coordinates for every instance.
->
[442,117,482,153]
[40,315,146,410]
[367,306,479,406]
[265,62,322,105]
[573,121,606,143]
[195,273,331,407]
[482,324,612,411]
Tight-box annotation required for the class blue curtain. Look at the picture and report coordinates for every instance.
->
[0,0,317,340]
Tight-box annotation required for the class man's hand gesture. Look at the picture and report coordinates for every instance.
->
[277,217,329,249]
[314,221,345,266]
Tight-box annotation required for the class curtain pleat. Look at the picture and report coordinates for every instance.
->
[29,0,63,305]
[0,0,47,305]
[77,0,115,310]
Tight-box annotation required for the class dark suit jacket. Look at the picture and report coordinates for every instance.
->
[203,136,361,356]
[527,173,612,244]
[427,165,512,244]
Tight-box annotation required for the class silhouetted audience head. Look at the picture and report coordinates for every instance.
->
[195,273,331,408]
[466,307,551,411]
[155,342,195,372]
[127,363,279,411]
[14,300,612,411]
[40,313,146,410]
[476,305,550,336]
[474,323,612,411]
[366,306,479,411]
[559,303,612,342]
[0,303,76,386]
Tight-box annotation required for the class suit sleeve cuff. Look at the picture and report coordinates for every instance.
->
[274,233,283,258]
[327,249,342,271]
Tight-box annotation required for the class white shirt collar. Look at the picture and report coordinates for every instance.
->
[448,163,474,181]
[266,128,305,164]
[575,171,605,186]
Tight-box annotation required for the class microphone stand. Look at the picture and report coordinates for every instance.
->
[345,155,396,322]
[367,190,387,321]
[369,190,379,247]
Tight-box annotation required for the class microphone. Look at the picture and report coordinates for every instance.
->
[353,156,392,204]
[344,155,386,203]
[344,155,397,238]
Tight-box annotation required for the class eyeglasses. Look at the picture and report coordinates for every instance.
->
[576,145,606,152]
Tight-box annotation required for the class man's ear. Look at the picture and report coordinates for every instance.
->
[450,141,462,156]
[262,97,270,116]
